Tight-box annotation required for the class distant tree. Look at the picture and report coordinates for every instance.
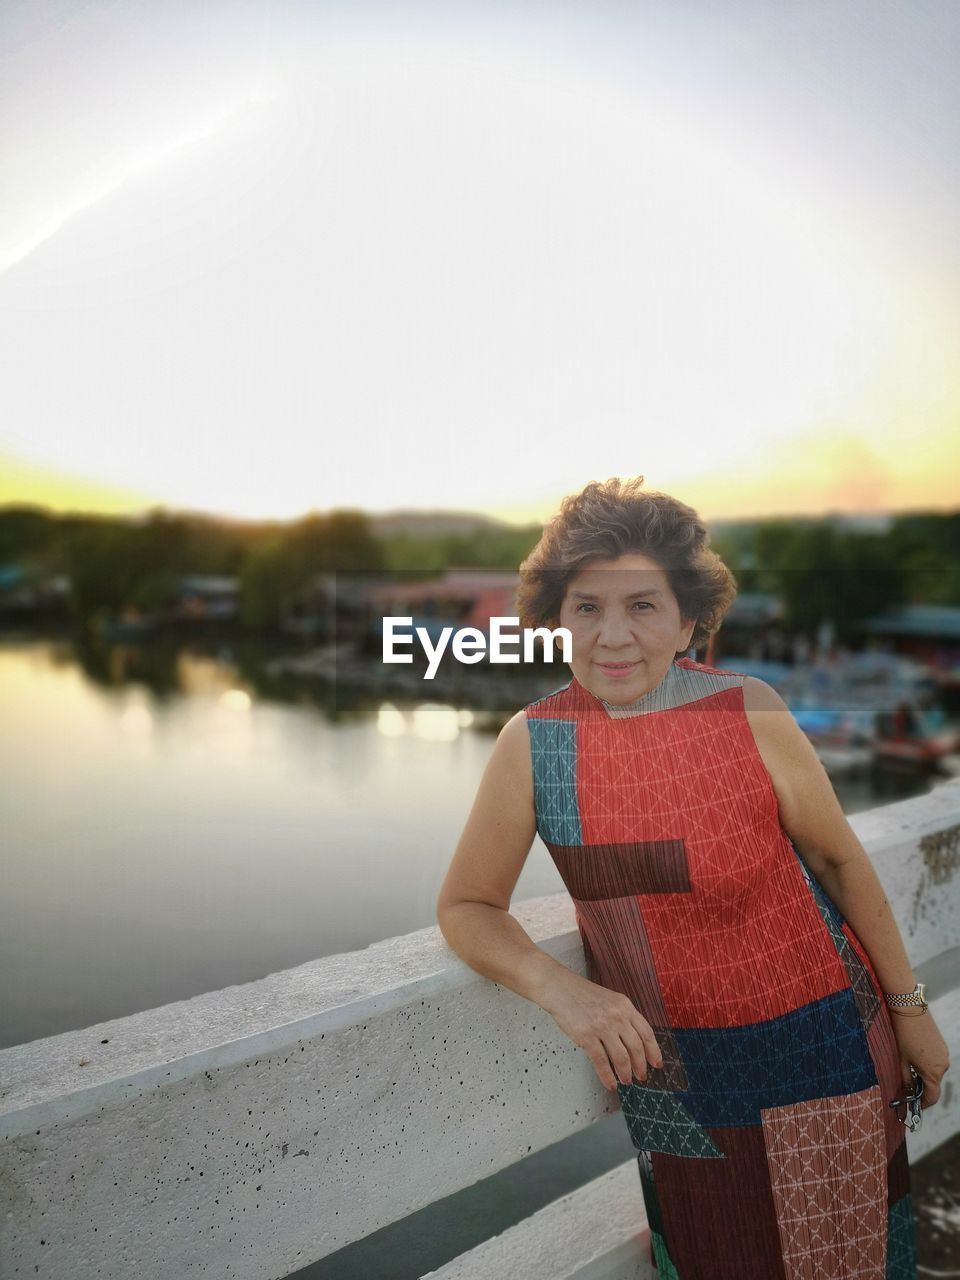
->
[61,515,211,615]
[772,524,904,642]
[131,569,181,613]
[237,538,306,630]
[322,510,387,571]
[751,520,804,593]
[10,503,954,636]
[382,535,449,574]
[888,512,960,603]
[0,507,59,562]
[63,521,144,614]
[286,509,385,574]
[381,524,542,574]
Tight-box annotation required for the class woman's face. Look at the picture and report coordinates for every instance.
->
[555,551,697,704]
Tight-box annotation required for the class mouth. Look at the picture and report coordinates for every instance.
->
[595,660,640,676]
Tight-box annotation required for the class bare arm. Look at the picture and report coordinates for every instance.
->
[436,709,665,1089]
[435,710,571,1008]
[742,680,921,988]
[741,676,917,995]
[742,675,949,1101]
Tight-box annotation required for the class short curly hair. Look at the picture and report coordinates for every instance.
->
[516,476,738,657]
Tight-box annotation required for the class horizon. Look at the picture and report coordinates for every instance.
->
[0,494,951,533]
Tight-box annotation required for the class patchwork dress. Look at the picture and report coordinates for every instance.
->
[523,656,916,1280]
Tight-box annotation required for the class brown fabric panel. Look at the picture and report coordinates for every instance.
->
[759,1085,887,1279]
[546,838,691,898]
[887,1133,911,1208]
[574,895,675,1048]
[653,1125,789,1280]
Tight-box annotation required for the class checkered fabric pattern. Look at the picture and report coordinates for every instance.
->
[524,657,917,1279]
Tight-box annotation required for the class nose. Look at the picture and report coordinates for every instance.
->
[597,611,636,649]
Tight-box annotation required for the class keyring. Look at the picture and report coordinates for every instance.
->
[889,1064,924,1132]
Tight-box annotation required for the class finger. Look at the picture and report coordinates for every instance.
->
[620,1027,661,1081]
[612,1029,640,1082]
[646,1032,665,1069]
[584,1041,619,1091]
[606,1040,639,1087]
[630,1013,664,1068]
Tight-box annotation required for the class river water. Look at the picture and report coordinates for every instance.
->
[0,636,940,1051]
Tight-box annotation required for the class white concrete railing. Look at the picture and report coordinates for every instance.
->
[2,780,959,1280]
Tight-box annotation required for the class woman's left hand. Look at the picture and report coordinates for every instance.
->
[889,1009,950,1108]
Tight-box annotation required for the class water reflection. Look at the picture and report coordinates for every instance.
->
[0,637,564,1050]
[0,636,949,1051]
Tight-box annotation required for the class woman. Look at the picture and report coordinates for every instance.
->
[436,476,949,1279]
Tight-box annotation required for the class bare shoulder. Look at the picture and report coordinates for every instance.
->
[462,708,534,803]
[739,676,855,873]
[495,707,533,757]
[740,675,814,770]
[436,707,537,915]
[500,706,533,740]
[741,674,791,714]
[493,709,534,790]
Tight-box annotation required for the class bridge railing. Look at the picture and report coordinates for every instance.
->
[2,780,959,1279]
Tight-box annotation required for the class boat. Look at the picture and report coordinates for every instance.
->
[790,705,874,775]
[265,642,342,679]
[870,702,960,768]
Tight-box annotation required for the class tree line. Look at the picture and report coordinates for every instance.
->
[0,504,957,642]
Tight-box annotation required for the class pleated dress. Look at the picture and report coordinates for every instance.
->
[523,656,917,1280]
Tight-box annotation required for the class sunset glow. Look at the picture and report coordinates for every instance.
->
[2,2,957,525]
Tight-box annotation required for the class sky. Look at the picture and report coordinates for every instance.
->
[0,0,958,526]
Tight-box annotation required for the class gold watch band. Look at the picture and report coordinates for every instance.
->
[883,981,928,1011]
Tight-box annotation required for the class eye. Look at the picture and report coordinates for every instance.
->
[573,601,653,614]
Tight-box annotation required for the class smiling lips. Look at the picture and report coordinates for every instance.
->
[597,660,639,676]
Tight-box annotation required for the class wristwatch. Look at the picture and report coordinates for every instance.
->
[884,982,928,1013]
